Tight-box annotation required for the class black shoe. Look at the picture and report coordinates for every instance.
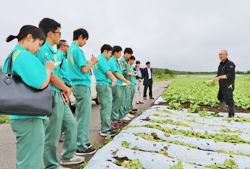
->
[75,148,96,155]
[228,106,235,117]
[86,143,92,148]
[99,129,117,137]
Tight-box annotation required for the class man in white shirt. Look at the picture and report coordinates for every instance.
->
[143,61,154,100]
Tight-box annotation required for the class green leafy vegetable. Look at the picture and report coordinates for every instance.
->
[104,136,113,144]
[223,117,250,123]
[121,141,130,149]
[205,159,239,169]
[219,128,242,133]
[150,119,191,127]
[79,161,89,169]
[124,124,250,144]
[121,158,143,169]
[168,101,184,111]
[169,161,184,169]
[205,80,216,87]
[187,104,200,113]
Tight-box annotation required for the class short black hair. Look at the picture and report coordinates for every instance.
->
[112,46,122,55]
[101,44,113,53]
[146,61,150,65]
[129,55,135,60]
[73,28,89,41]
[39,18,61,37]
[124,47,133,54]
[57,40,67,49]
[136,60,140,64]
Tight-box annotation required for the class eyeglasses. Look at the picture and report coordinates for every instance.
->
[63,45,69,47]
[52,31,61,35]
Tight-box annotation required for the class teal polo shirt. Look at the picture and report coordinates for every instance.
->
[119,56,130,81]
[56,50,71,86]
[130,65,136,86]
[93,54,111,85]
[109,56,123,86]
[67,42,91,88]
[36,41,63,92]
[2,45,47,120]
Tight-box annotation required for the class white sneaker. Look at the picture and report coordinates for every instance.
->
[123,116,131,121]
[58,166,70,169]
[60,155,85,165]
[126,114,134,118]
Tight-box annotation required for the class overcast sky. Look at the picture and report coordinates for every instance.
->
[0,0,250,72]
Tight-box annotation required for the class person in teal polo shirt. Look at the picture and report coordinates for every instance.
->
[128,56,137,112]
[56,40,71,87]
[36,18,84,168]
[67,28,98,155]
[109,46,131,129]
[3,25,55,169]
[93,44,117,137]
[119,48,135,122]
[56,39,70,143]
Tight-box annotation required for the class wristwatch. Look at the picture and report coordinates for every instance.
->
[219,76,221,80]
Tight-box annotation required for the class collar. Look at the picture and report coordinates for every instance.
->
[110,56,115,61]
[71,41,79,48]
[44,41,56,54]
[57,49,65,56]
[99,54,108,61]
[14,45,26,51]
[220,58,228,65]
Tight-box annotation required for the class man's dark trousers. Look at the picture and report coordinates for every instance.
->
[144,79,152,98]
[218,86,234,107]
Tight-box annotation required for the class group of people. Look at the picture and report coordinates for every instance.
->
[2,17,154,169]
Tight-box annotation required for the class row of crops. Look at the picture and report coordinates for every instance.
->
[83,77,250,169]
[161,77,250,109]
[84,105,250,169]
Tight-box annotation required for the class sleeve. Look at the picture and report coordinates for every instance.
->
[60,57,71,86]
[74,49,87,67]
[13,51,47,89]
[141,68,145,79]
[226,62,235,79]
[110,61,118,74]
[98,59,110,74]
[216,65,219,77]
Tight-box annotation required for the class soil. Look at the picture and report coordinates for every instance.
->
[113,156,130,164]
[158,102,250,113]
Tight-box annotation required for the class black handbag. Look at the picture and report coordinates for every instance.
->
[0,51,53,116]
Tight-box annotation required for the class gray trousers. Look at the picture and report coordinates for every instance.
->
[134,79,143,102]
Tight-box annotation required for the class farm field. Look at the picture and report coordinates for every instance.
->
[83,105,250,169]
[83,76,250,169]
[161,76,250,110]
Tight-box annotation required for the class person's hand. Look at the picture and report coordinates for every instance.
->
[61,92,69,105]
[64,87,72,98]
[139,79,142,82]
[126,80,131,86]
[111,78,117,87]
[45,61,56,72]
[91,55,99,64]
[131,72,136,77]
[213,77,220,83]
